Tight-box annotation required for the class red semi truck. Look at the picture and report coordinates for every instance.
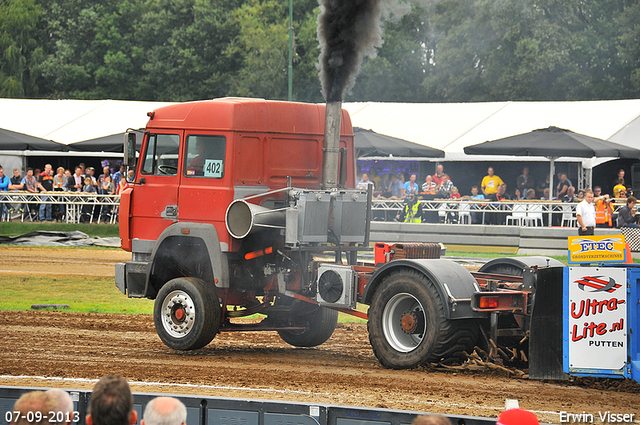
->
[116,98,565,372]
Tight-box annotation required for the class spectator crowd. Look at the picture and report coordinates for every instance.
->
[0,163,134,222]
[358,165,634,228]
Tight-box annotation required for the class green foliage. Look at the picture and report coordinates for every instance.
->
[0,0,43,97]
[423,0,640,101]
[347,3,432,102]
[225,0,289,99]
[1,0,639,101]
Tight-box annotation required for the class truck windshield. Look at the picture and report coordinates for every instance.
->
[184,135,226,178]
[141,134,180,176]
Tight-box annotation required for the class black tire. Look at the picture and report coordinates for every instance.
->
[277,306,338,347]
[153,277,220,350]
[367,269,478,369]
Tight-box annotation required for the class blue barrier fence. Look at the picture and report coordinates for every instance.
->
[0,386,497,425]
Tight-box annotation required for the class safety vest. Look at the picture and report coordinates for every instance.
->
[404,203,421,223]
[595,200,612,226]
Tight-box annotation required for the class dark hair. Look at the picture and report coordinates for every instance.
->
[90,376,133,425]
[27,167,33,172]
[627,196,637,205]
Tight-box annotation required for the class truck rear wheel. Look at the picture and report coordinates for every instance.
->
[154,277,220,350]
[368,269,477,369]
[277,306,338,347]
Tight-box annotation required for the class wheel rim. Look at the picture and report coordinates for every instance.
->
[160,290,197,338]
[382,292,426,353]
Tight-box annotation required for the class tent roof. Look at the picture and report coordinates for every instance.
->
[0,128,68,151]
[1,98,639,162]
[354,127,444,158]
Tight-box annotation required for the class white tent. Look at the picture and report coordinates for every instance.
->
[0,98,639,164]
[342,99,640,164]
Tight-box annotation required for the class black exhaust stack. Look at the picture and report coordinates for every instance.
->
[317,0,382,189]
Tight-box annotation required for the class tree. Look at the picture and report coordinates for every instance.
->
[617,0,640,98]
[0,0,43,97]
[347,3,432,102]
[422,0,637,101]
[37,0,146,99]
[135,0,243,101]
[224,0,290,99]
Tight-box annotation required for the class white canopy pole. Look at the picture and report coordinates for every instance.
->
[548,157,556,227]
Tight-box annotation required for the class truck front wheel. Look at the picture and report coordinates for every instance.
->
[368,269,477,369]
[154,277,220,350]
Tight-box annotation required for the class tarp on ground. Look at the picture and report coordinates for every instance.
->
[0,230,120,247]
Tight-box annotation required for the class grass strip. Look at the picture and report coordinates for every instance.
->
[0,274,366,323]
[1,275,153,314]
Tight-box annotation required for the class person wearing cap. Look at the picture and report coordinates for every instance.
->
[496,408,539,425]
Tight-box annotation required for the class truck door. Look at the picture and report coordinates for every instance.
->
[177,133,233,248]
[130,132,181,241]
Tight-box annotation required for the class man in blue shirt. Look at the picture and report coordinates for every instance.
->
[0,166,9,220]
[469,185,485,224]
[389,174,403,198]
[403,173,419,196]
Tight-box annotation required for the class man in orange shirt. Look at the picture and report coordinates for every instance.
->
[594,186,613,228]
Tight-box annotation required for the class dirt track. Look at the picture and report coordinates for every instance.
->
[1,247,639,424]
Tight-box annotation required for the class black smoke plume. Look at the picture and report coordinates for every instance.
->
[317,0,383,102]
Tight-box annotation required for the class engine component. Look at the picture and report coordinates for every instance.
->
[315,264,356,308]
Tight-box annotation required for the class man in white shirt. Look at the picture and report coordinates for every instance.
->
[356,173,375,191]
[576,189,596,235]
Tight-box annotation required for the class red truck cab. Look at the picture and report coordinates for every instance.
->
[120,98,355,253]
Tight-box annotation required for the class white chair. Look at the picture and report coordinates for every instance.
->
[561,204,578,227]
[437,202,448,223]
[458,201,471,224]
[526,203,544,227]
[506,203,527,226]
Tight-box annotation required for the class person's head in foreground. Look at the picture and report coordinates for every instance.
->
[87,375,137,425]
[496,408,540,425]
[10,391,55,425]
[141,397,187,425]
[411,414,451,425]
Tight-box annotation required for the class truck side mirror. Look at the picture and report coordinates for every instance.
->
[124,132,136,168]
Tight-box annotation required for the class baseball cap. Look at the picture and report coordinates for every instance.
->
[496,408,539,425]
